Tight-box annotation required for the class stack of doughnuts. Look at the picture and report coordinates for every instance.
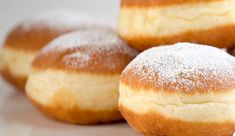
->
[118,0,235,51]
[1,11,138,124]
[1,0,235,135]
[1,12,104,90]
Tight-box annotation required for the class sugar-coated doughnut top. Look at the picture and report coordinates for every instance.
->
[121,43,235,93]
[33,28,138,74]
[4,11,107,51]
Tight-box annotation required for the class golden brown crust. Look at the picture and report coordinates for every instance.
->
[1,68,26,91]
[120,70,235,95]
[27,94,123,124]
[32,29,138,74]
[3,14,109,51]
[120,42,235,94]
[4,23,85,51]
[119,105,235,136]
[120,24,235,51]
[32,50,136,74]
[121,0,223,7]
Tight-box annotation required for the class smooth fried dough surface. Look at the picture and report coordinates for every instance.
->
[33,29,138,74]
[119,0,235,50]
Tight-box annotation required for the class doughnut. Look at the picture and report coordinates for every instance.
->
[118,0,235,51]
[119,43,235,136]
[25,29,138,124]
[1,12,104,91]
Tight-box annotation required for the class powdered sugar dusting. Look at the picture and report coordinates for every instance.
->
[40,28,138,70]
[42,28,136,55]
[124,43,235,92]
[20,11,96,31]
[63,52,90,67]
